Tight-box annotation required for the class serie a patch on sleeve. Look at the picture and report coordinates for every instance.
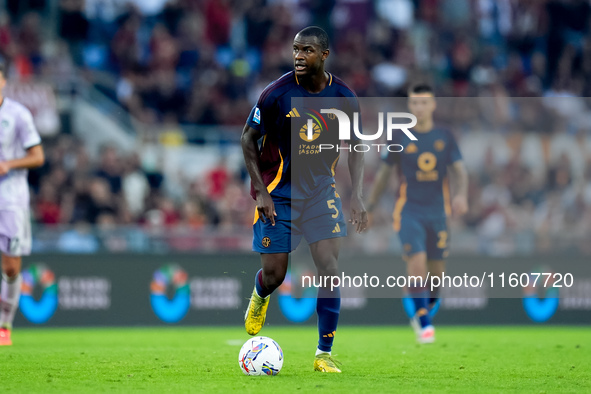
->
[254,107,261,124]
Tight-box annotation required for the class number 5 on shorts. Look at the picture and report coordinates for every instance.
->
[327,199,339,218]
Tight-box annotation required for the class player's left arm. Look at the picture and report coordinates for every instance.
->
[348,146,367,233]
[346,95,367,233]
[0,144,45,175]
[447,160,468,217]
[445,130,468,217]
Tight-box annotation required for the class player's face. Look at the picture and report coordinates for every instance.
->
[408,93,436,122]
[293,35,328,77]
[0,72,5,92]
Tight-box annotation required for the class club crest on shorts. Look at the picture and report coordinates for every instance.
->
[262,237,271,248]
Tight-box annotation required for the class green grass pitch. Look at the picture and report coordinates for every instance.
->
[1,326,588,393]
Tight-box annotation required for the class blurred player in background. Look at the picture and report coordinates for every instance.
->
[367,84,468,344]
[0,61,45,345]
[241,27,367,372]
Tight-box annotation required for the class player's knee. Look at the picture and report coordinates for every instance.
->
[3,264,20,278]
[315,259,338,277]
[263,270,285,290]
[405,252,426,266]
[2,256,21,278]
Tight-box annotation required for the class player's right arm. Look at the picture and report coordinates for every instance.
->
[367,140,401,215]
[241,124,276,226]
[0,106,45,175]
[0,145,45,175]
[366,162,395,215]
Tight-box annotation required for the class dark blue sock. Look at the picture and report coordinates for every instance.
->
[254,269,271,298]
[429,279,440,309]
[317,287,340,352]
[408,285,431,328]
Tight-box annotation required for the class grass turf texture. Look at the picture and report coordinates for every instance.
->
[0,326,588,393]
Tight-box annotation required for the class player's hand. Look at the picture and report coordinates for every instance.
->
[452,195,468,217]
[349,196,368,233]
[256,190,277,226]
[0,161,10,176]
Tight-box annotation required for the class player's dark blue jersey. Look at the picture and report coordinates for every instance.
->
[382,127,462,221]
[246,71,358,200]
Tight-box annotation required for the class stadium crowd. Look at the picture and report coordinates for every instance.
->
[0,0,590,253]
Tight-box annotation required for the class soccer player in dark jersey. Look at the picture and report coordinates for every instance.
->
[367,84,468,344]
[241,26,367,372]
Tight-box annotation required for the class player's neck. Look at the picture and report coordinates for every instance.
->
[298,70,329,94]
[413,119,433,133]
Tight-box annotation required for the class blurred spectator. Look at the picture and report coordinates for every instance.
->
[57,221,100,253]
[122,153,150,220]
[206,158,230,201]
[0,13,13,58]
[35,180,62,224]
[95,145,122,194]
[179,200,208,229]
[59,0,89,66]
[15,12,43,76]
[205,0,231,47]
[86,177,118,223]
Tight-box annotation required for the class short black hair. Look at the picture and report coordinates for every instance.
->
[408,83,434,95]
[295,26,329,51]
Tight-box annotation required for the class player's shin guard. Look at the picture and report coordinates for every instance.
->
[0,273,22,330]
[317,286,340,353]
[408,284,431,328]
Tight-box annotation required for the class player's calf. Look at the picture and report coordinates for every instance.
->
[0,267,23,337]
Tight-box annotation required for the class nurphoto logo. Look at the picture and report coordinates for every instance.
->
[313,110,418,152]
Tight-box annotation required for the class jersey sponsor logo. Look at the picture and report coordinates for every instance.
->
[299,119,321,142]
[253,107,261,124]
[20,264,58,324]
[434,139,445,151]
[405,143,418,153]
[1,119,9,129]
[150,264,190,323]
[332,223,341,233]
[262,237,271,248]
[300,109,329,142]
[416,152,439,181]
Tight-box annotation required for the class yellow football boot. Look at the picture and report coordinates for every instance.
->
[313,353,342,373]
[244,288,270,336]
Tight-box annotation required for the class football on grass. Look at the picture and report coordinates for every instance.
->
[239,336,283,376]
